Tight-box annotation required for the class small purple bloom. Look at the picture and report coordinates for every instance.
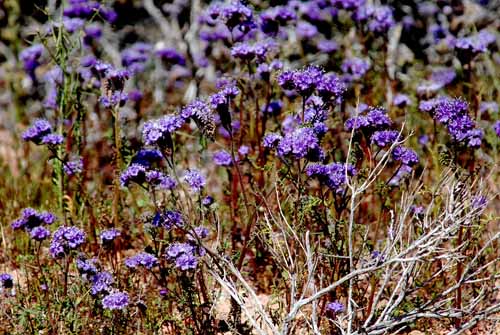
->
[213,150,232,166]
[184,170,206,192]
[370,130,399,147]
[49,226,86,258]
[102,291,129,310]
[91,271,114,295]
[100,229,121,244]
[392,146,419,166]
[125,252,158,270]
[22,119,53,144]
[30,226,51,241]
[0,273,13,289]
[326,300,345,313]
[393,94,411,108]
[263,133,282,148]
[120,164,147,187]
[494,121,500,137]
[64,158,84,176]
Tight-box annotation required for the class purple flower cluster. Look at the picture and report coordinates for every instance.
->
[11,208,56,241]
[125,252,158,270]
[345,106,392,132]
[278,66,345,101]
[151,210,184,229]
[420,97,483,148]
[22,120,63,146]
[120,164,147,187]
[64,158,84,176]
[100,228,121,244]
[102,291,129,310]
[19,44,44,79]
[63,0,117,23]
[259,6,296,36]
[306,162,356,191]
[91,271,114,295]
[451,30,496,63]
[77,257,98,276]
[166,242,203,271]
[122,42,151,74]
[49,226,86,258]
[277,127,323,161]
[392,146,419,166]
[341,57,370,82]
[0,273,13,289]
[183,170,206,193]
[370,130,400,147]
[213,150,232,166]
[326,300,345,313]
[156,47,186,66]
[354,5,395,34]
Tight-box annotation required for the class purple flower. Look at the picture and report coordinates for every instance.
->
[388,164,414,186]
[30,226,51,241]
[22,119,53,144]
[431,68,456,86]
[166,242,194,258]
[263,133,283,148]
[63,17,85,33]
[83,24,102,45]
[220,2,253,30]
[370,130,400,147]
[99,91,128,108]
[367,5,394,34]
[296,21,318,39]
[100,229,120,244]
[472,195,487,210]
[213,150,232,166]
[189,226,209,241]
[345,106,392,131]
[125,252,158,270]
[131,149,163,167]
[19,44,44,77]
[102,291,129,310]
[278,66,324,97]
[393,94,411,108]
[156,48,186,66]
[36,132,63,146]
[183,170,206,192]
[494,121,500,137]
[480,102,498,115]
[317,39,338,53]
[341,58,370,81]
[202,196,214,207]
[11,208,57,232]
[175,253,198,270]
[64,158,84,176]
[317,74,346,101]
[77,257,98,276]
[142,115,182,148]
[392,146,419,166]
[120,164,147,187]
[306,162,357,190]
[326,300,345,313]
[0,273,13,289]
[152,210,184,229]
[277,127,321,160]
[91,271,114,295]
[238,145,250,156]
[49,226,86,258]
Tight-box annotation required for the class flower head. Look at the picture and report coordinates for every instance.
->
[102,291,129,310]
[184,170,206,192]
[49,226,86,258]
[125,252,158,270]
